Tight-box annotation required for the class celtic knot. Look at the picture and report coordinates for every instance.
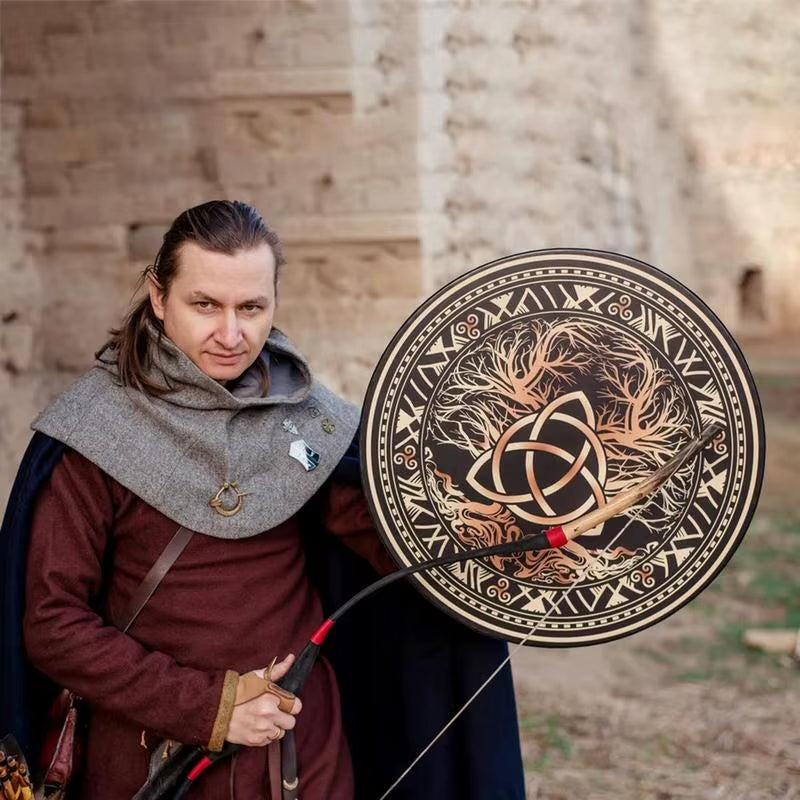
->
[465,391,608,526]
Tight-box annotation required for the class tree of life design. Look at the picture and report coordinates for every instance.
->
[424,315,695,585]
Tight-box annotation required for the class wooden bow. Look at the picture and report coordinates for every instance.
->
[136,421,724,799]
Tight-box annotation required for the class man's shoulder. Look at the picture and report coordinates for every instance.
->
[31,366,122,445]
[308,380,360,428]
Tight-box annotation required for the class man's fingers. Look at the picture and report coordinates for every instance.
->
[265,681,301,714]
[273,710,296,731]
[268,653,295,681]
[253,689,302,717]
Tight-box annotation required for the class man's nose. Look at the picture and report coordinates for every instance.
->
[216,311,243,349]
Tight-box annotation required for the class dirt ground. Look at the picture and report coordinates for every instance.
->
[511,337,800,799]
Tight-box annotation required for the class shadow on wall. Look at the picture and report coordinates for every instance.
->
[643,1,792,338]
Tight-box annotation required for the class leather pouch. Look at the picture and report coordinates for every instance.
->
[34,690,84,800]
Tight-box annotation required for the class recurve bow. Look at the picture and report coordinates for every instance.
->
[135,421,724,800]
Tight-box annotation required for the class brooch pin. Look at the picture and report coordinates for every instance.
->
[289,439,320,471]
[307,405,321,418]
[209,481,249,517]
[321,418,335,434]
[282,419,299,435]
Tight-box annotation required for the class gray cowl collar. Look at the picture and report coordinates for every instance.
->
[33,326,360,538]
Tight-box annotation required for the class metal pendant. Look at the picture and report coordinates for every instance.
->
[289,439,320,471]
[209,480,248,517]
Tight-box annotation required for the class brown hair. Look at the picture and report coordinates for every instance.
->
[100,200,285,395]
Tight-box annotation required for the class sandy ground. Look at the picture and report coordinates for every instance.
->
[511,337,800,800]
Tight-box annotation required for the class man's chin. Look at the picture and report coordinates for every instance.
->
[200,356,250,382]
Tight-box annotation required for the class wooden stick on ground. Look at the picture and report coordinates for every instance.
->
[743,628,800,662]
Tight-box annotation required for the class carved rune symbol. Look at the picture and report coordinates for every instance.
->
[466,391,608,527]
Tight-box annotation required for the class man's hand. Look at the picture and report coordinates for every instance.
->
[226,654,303,747]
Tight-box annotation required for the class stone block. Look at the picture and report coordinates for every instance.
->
[48,225,127,254]
[40,254,129,370]
[0,31,49,76]
[276,294,419,401]
[317,178,368,215]
[269,151,335,190]
[150,44,214,79]
[88,2,150,33]
[368,142,416,178]
[278,296,419,349]
[21,127,87,164]
[127,224,169,263]
[216,151,275,186]
[419,3,454,49]
[218,98,354,154]
[25,180,214,229]
[24,99,72,129]
[349,106,411,147]
[26,192,131,229]
[0,320,35,373]
[45,32,91,71]
[277,213,418,244]
[0,104,24,203]
[160,13,215,48]
[67,160,120,195]
[113,149,213,188]
[279,241,423,300]
[289,30,350,68]
[225,187,292,219]
[211,68,351,98]
[363,176,418,213]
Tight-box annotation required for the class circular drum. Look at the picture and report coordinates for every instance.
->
[361,249,765,646]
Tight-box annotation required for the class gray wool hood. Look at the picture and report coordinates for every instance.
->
[33,327,360,538]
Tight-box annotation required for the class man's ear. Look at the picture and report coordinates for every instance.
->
[148,273,166,321]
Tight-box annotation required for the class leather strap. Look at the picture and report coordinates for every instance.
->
[281,731,299,800]
[119,526,194,633]
[267,741,282,800]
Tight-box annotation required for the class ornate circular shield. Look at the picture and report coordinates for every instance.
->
[361,250,765,646]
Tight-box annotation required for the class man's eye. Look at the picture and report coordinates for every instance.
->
[242,305,263,313]
[195,301,213,310]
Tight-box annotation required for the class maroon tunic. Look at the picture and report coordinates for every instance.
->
[25,448,394,800]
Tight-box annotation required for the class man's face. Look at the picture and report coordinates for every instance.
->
[149,241,277,382]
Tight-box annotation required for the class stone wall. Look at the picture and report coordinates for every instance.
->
[1,0,798,506]
[649,0,800,333]
[418,0,800,333]
[0,4,73,503]
[0,0,421,507]
[0,33,44,508]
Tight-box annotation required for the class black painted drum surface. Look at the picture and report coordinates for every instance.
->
[361,250,765,646]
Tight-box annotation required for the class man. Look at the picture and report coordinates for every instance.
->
[1,201,524,799]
